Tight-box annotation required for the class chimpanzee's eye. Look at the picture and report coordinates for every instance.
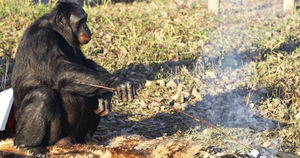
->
[78,18,86,27]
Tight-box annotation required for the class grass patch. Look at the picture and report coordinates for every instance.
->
[83,0,214,71]
[255,13,300,153]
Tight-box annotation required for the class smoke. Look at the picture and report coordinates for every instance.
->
[191,0,284,155]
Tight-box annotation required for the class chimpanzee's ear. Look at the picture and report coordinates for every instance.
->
[56,13,66,28]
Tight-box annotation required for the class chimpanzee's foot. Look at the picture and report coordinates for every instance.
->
[19,145,48,157]
[55,136,75,146]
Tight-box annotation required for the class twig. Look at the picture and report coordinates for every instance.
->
[79,81,116,91]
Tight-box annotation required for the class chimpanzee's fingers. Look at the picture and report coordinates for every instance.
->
[121,84,127,102]
[106,97,112,112]
[126,82,133,101]
[98,99,104,112]
[118,84,125,102]
[116,86,122,101]
[99,98,111,116]
[135,88,138,97]
[133,85,138,98]
[94,99,104,115]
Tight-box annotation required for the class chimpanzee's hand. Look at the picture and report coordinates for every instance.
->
[94,93,112,116]
[109,77,137,102]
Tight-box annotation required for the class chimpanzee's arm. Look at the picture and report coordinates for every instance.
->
[29,29,135,101]
[52,57,136,101]
[83,58,110,74]
[52,55,116,97]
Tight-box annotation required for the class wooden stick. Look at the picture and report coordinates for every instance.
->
[283,0,295,12]
[208,0,220,15]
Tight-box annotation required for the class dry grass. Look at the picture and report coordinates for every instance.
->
[254,13,300,153]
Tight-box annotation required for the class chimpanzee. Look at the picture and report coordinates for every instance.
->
[11,0,137,155]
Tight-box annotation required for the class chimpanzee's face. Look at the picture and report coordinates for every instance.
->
[56,3,92,46]
[69,6,91,44]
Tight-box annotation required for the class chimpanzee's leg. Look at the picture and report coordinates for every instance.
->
[61,92,112,144]
[61,93,99,144]
[84,92,113,144]
[14,87,62,154]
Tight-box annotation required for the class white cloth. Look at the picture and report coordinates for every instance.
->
[0,88,14,131]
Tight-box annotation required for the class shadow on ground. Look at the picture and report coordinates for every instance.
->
[95,37,299,143]
[95,87,285,144]
[258,40,300,61]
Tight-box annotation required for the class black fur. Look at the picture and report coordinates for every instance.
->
[11,2,136,155]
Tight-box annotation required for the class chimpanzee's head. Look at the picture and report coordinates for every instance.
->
[55,2,91,47]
